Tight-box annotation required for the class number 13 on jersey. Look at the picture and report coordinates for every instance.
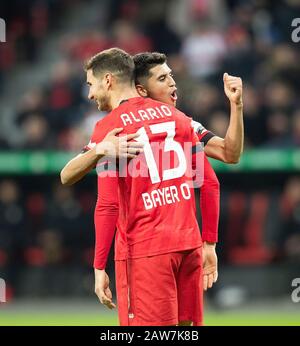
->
[135,121,188,184]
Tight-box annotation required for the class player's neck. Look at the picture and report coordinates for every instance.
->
[110,86,141,109]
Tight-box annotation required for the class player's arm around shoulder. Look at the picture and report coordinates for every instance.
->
[60,128,143,185]
[60,148,100,186]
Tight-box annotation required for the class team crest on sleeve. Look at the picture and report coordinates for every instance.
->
[191,120,206,134]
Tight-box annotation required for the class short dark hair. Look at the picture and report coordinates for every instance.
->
[133,52,167,85]
[84,48,135,84]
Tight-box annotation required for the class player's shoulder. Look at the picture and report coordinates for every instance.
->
[168,104,192,124]
[90,111,117,141]
[92,116,106,135]
[123,96,171,112]
[145,98,188,117]
[96,108,120,128]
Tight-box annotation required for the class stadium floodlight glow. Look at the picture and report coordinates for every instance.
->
[0,278,6,303]
[0,18,6,42]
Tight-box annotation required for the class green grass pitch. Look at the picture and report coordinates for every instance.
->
[1,310,299,326]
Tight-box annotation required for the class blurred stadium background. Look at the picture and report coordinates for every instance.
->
[0,0,300,326]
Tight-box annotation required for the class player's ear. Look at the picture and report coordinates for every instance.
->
[104,73,113,90]
[136,84,148,97]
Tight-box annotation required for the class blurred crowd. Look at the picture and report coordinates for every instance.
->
[0,0,300,151]
[0,0,83,91]
[0,177,100,298]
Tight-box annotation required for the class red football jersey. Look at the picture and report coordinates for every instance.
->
[91,97,204,266]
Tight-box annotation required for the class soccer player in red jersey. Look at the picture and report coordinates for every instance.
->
[90,52,242,326]
[132,52,243,293]
[84,48,210,325]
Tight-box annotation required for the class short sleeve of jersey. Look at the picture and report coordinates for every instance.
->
[190,119,215,146]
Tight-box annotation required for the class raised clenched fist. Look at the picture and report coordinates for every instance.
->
[223,73,243,105]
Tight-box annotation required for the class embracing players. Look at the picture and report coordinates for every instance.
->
[60,49,243,325]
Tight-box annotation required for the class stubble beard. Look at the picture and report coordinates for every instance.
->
[97,95,112,112]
